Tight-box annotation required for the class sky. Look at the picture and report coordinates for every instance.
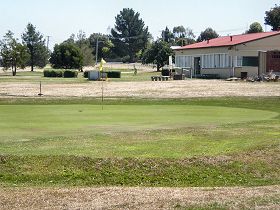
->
[0,0,279,49]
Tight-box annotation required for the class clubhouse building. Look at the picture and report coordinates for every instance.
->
[174,31,280,78]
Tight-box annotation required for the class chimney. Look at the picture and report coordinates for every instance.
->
[230,36,233,41]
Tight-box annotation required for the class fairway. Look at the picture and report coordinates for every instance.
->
[0,103,278,158]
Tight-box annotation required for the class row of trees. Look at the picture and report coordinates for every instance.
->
[1,5,280,73]
[0,24,49,75]
[49,8,150,69]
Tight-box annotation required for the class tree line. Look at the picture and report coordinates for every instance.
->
[1,5,280,74]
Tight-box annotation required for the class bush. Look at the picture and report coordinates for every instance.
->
[43,69,78,78]
[106,71,121,78]
[83,71,89,78]
[43,69,63,77]
[64,70,78,78]
[122,56,130,63]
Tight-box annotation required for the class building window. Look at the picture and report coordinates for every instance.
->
[202,54,231,69]
[236,56,243,67]
[242,56,258,67]
[175,56,192,68]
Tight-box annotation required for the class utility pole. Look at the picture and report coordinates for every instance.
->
[46,36,51,50]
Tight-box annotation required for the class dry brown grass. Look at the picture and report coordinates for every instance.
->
[0,185,279,209]
[0,80,279,98]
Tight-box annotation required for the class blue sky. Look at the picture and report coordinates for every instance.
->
[0,0,278,49]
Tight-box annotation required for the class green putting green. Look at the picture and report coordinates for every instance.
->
[0,99,279,187]
[0,104,277,136]
[0,104,278,157]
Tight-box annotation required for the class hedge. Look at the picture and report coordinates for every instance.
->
[43,69,78,78]
[83,70,121,79]
[106,71,121,78]
[64,70,78,78]
[83,71,89,78]
[43,69,63,77]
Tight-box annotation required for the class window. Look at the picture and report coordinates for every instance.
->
[175,56,192,68]
[236,56,243,67]
[202,54,231,69]
[242,56,258,67]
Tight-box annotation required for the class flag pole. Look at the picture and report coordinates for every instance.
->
[100,58,106,110]
[102,70,104,110]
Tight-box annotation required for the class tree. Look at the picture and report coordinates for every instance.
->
[49,42,83,69]
[0,31,29,76]
[173,26,195,46]
[265,5,280,31]
[76,30,87,48]
[65,31,95,69]
[142,40,174,71]
[161,27,174,44]
[111,8,150,62]
[22,23,49,71]
[246,22,264,34]
[89,33,114,61]
[173,26,186,38]
[197,28,219,42]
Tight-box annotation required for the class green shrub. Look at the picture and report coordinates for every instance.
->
[122,56,130,63]
[106,71,121,78]
[43,70,50,77]
[55,70,64,77]
[63,70,78,78]
[84,71,89,78]
[43,69,63,77]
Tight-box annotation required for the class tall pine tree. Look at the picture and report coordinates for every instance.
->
[111,8,150,62]
[22,23,49,71]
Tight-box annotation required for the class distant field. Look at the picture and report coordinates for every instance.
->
[0,97,279,187]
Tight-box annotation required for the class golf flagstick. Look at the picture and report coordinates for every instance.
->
[100,58,106,110]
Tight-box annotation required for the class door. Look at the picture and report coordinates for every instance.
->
[194,57,201,75]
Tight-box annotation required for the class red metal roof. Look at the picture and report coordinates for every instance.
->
[176,31,280,50]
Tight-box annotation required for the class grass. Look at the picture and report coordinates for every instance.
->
[0,68,161,83]
[0,97,279,187]
[174,195,280,209]
[0,104,278,157]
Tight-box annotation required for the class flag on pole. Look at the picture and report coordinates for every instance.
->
[99,58,107,71]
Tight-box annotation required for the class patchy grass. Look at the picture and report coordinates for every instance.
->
[173,195,280,210]
[0,145,279,187]
[0,97,279,187]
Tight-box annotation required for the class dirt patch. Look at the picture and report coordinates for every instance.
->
[0,186,279,209]
[0,80,279,98]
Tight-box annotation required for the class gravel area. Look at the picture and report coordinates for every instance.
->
[0,186,279,209]
[0,80,280,98]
